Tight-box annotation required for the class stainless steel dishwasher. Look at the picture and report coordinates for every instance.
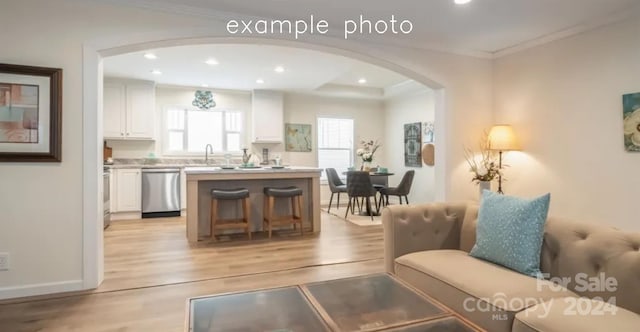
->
[141,168,181,218]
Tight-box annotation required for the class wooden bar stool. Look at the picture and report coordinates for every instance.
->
[210,188,251,241]
[263,186,303,238]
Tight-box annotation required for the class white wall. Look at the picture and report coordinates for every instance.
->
[493,17,640,230]
[384,90,436,204]
[280,93,385,205]
[279,93,385,167]
[0,0,493,298]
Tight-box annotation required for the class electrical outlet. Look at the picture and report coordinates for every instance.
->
[0,253,9,271]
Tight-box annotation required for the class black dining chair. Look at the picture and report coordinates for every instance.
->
[380,170,415,208]
[325,168,347,213]
[345,171,379,221]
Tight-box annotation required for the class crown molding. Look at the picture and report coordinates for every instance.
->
[492,3,640,58]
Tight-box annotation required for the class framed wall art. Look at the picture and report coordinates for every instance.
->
[623,92,640,152]
[285,123,312,152]
[422,121,434,143]
[404,122,422,167]
[0,63,62,162]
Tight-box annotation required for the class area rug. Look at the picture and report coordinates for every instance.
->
[322,207,382,226]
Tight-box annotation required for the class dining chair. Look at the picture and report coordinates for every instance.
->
[325,168,347,213]
[345,171,379,221]
[379,170,415,208]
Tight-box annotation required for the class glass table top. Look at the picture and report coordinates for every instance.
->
[189,286,329,332]
[187,274,479,332]
[303,274,446,331]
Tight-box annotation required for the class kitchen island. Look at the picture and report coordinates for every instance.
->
[184,166,323,243]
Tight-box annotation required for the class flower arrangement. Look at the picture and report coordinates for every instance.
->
[463,132,501,183]
[357,139,381,163]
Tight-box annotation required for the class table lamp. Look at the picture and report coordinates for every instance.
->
[488,125,520,194]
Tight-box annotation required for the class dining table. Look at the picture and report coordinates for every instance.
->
[342,170,395,216]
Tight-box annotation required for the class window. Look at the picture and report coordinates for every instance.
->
[317,117,354,179]
[165,107,243,154]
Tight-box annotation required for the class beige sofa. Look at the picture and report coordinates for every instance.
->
[382,202,640,332]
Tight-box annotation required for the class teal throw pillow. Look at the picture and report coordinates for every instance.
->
[469,190,551,278]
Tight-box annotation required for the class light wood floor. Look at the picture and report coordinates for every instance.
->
[0,210,384,331]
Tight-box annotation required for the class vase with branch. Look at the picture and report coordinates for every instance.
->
[464,131,501,196]
[356,139,381,171]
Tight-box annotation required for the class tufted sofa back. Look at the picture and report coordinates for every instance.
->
[458,205,640,314]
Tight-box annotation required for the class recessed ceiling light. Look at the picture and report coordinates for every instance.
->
[274,66,285,73]
[205,58,219,65]
[201,84,209,88]
[151,69,162,75]
[358,78,367,84]
[144,53,157,60]
[454,0,472,4]
[256,79,265,84]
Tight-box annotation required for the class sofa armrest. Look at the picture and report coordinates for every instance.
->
[382,202,468,273]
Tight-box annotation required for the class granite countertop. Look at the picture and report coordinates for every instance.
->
[105,163,213,169]
[105,157,247,169]
[183,166,323,174]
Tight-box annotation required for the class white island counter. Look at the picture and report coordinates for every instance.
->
[184,166,323,242]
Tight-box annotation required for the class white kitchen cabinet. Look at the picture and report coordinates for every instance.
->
[251,90,283,143]
[113,168,141,212]
[103,80,155,140]
[103,83,126,139]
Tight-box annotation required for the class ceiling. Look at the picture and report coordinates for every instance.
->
[103,44,410,92]
[99,0,640,57]
[103,0,640,92]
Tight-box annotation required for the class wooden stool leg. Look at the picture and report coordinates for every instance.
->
[297,195,303,236]
[242,197,251,240]
[263,195,267,233]
[210,198,218,241]
[291,196,297,230]
[268,196,275,238]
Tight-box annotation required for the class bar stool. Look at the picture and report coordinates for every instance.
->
[210,188,251,241]
[263,186,304,238]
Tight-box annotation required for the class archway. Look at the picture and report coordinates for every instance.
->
[82,35,448,289]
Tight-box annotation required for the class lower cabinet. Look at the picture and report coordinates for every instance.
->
[113,168,141,213]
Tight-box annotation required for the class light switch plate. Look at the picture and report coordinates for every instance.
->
[0,253,9,271]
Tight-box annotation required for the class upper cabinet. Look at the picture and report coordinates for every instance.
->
[104,79,155,140]
[251,90,283,143]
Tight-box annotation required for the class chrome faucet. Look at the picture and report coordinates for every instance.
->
[205,144,214,164]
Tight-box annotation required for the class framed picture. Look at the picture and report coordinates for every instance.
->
[422,121,434,143]
[623,92,640,152]
[0,63,62,162]
[404,122,422,167]
[285,123,312,152]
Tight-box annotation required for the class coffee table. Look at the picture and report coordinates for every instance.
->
[186,273,481,331]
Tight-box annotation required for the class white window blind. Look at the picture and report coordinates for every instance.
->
[165,108,243,154]
[317,117,354,179]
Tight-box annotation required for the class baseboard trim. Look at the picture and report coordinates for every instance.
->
[0,279,84,300]
[110,211,141,221]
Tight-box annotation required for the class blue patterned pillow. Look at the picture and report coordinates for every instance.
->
[470,190,551,278]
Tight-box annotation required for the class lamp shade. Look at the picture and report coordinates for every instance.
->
[488,125,520,151]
